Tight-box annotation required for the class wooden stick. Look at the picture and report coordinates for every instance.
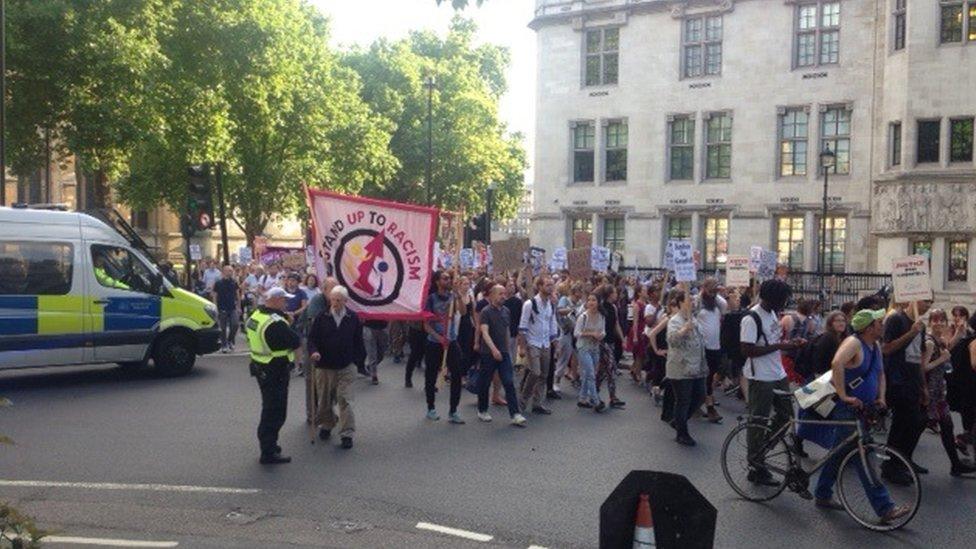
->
[435,294,456,390]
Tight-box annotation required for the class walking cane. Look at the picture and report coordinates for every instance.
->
[435,293,456,391]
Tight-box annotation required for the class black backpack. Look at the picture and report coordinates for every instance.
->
[793,333,824,380]
[720,309,749,361]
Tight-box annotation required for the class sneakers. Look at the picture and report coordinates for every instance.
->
[426,409,440,421]
[609,399,626,409]
[675,434,696,447]
[594,401,607,413]
[950,463,976,477]
[705,407,723,424]
[259,453,291,465]
[531,406,552,415]
[577,401,594,409]
[815,498,845,511]
[318,428,331,441]
[340,437,353,449]
[477,411,493,422]
[448,412,466,424]
[909,461,929,475]
[511,413,528,427]
[547,390,562,400]
[371,376,379,385]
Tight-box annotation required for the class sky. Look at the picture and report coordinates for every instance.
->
[310,0,537,184]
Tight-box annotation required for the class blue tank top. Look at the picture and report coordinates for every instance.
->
[845,337,881,403]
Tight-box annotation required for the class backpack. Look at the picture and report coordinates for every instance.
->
[720,309,749,361]
[793,333,824,381]
[783,313,815,359]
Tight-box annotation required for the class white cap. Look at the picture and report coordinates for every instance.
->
[265,287,295,300]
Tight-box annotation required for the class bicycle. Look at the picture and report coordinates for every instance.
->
[720,390,920,531]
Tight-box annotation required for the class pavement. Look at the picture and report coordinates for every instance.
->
[1,351,975,548]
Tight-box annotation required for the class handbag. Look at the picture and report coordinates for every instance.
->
[465,364,481,395]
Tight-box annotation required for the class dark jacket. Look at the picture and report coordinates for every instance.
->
[307,308,366,370]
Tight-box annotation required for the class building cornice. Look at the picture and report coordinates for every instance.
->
[529,0,744,31]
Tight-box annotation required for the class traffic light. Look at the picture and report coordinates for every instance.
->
[464,212,488,247]
[187,164,215,233]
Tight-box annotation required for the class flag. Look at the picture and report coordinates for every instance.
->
[307,189,437,320]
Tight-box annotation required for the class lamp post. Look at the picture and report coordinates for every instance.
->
[819,146,836,301]
[424,75,436,206]
[485,182,496,245]
[1,0,6,206]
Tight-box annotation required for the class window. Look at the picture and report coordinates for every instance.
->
[912,240,932,260]
[917,120,941,164]
[821,107,851,174]
[584,28,619,86]
[573,122,595,183]
[948,240,970,282]
[890,122,902,166]
[950,118,974,162]
[571,217,593,248]
[703,217,729,270]
[776,217,805,270]
[0,241,73,295]
[682,15,722,78]
[779,109,809,176]
[667,217,692,240]
[893,0,907,50]
[795,2,841,67]
[940,1,976,43]
[705,113,732,179]
[669,116,695,180]
[603,218,625,253]
[605,121,628,181]
[131,210,149,231]
[818,216,846,273]
[91,245,161,295]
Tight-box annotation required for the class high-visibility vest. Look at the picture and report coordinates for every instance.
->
[246,309,295,364]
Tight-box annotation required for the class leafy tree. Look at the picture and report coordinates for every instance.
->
[343,17,526,219]
[436,0,487,8]
[116,0,397,246]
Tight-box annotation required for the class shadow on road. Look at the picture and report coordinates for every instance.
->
[0,363,213,392]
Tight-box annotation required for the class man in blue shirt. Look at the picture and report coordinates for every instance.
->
[212,265,241,352]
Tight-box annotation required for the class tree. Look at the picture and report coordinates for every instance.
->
[343,17,526,219]
[117,0,397,247]
[436,0,487,8]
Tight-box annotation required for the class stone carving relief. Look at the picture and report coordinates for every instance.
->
[872,182,975,234]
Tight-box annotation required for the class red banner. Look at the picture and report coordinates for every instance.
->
[307,189,438,320]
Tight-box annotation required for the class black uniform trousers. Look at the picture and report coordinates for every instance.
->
[255,361,290,457]
[406,326,427,384]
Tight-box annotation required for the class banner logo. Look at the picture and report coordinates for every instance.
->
[336,229,404,306]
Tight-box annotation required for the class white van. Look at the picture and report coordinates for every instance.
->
[0,207,220,375]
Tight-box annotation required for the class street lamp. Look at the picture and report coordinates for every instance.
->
[1,0,6,206]
[485,182,497,245]
[424,75,436,206]
[819,145,836,301]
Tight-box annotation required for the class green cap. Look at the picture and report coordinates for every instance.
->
[851,309,886,332]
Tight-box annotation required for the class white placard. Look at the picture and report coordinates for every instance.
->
[758,249,778,280]
[726,255,751,287]
[550,247,567,271]
[591,246,611,272]
[749,246,763,273]
[238,246,252,264]
[891,255,933,303]
[672,241,696,282]
[189,244,202,261]
[459,248,475,270]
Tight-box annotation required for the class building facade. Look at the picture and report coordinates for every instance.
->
[493,187,534,241]
[530,0,976,301]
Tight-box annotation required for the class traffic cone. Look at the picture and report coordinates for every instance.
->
[633,493,655,548]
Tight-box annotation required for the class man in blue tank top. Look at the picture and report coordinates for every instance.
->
[813,309,910,525]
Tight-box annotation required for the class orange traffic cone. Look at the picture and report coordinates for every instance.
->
[633,493,655,548]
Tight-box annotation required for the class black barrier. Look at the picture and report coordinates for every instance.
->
[600,471,717,549]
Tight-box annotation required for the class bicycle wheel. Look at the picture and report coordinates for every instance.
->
[837,443,920,531]
[721,422,790,502]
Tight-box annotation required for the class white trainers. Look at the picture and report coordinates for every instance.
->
[477,411,493,422]
[511,413,527,427]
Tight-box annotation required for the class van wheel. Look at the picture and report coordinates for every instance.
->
[153,332,196,377]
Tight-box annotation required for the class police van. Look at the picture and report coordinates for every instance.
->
[0,206,220,375]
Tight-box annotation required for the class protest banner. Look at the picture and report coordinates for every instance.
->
[891,255,934,303]
[307,188,437,320]
[238,246,253,264]
[758,249,778,280]
[568,248,591,279]
[281,252,306,271]
[725,255,751,287]
[189,244,202,261]
[573,231,592,250]
[591,245,611,272]
[550,247,568,271]
[490,237,529,273]
[672,240,696,282]
[459,248,475,270]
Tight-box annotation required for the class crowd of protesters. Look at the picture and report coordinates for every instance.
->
[209,254,976,496]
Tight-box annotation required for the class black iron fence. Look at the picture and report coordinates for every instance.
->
[620,266,892,309]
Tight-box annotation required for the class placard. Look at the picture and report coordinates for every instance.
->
[238,246,252,264]
[281,252,306,271]
[672,241,696,282]
[725,255,751,287]
[573,231,592,250]
[459,248,475,270]
[491,237,529,273]
[664,240,677,271]
[550,247,568,271]
[591,246,611,272]
[189,244,202,261]
[758,249,778,280]
[567,248,591,279]
[529,246,546,275]
[749,246,763,273]
[891,255,933,303]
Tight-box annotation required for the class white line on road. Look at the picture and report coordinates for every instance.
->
[416,522,494,543]
[0,479,259,495]
[527,546,549,549]
[40,536,178,548]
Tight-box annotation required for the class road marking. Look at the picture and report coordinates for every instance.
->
[415,522,493,542]
[527,546,549,549]
[0,479,259,495]
[40,536,178,547]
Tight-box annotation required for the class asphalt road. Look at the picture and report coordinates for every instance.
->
[1,352,975,548]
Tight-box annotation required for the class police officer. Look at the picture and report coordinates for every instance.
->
[246,286,301,465]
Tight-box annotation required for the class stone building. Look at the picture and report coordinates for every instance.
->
[529,0,976,302]
[493,187,534,241]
